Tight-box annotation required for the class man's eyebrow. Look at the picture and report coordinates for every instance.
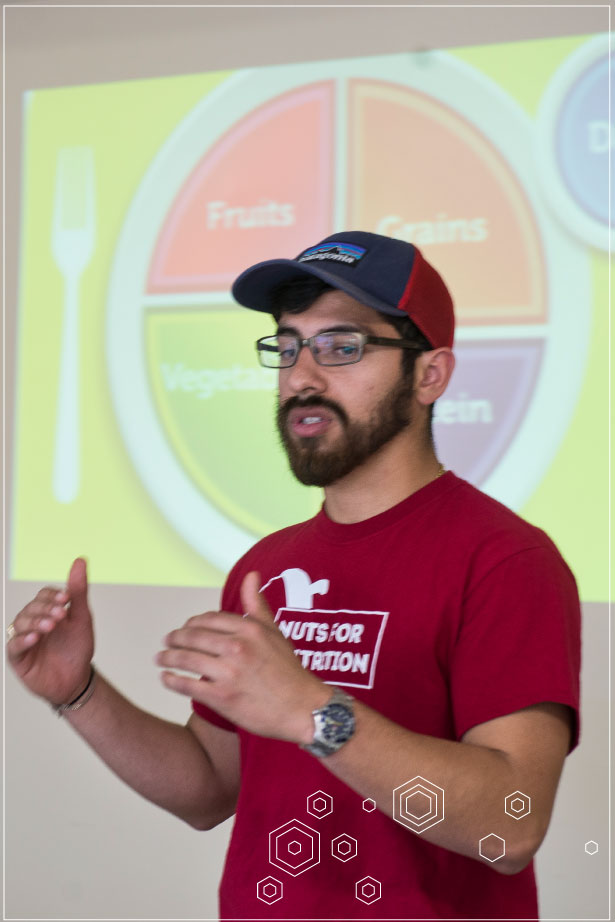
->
[275,323,371,336]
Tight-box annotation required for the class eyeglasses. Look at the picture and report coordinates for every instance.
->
[256,331,424,368]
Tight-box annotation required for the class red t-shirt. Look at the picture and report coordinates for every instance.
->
[192,473,581,919]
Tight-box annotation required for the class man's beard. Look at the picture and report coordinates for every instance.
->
[276,375,415,487]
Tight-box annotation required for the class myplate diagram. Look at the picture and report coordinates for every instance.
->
[107,51,592,571]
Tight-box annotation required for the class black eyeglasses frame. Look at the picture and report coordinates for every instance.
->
[255,331,425,368]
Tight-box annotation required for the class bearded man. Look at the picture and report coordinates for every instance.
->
[8,232,580,920]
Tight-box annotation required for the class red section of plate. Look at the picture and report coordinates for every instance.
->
[148,82,335,293]
[347,80,547,326]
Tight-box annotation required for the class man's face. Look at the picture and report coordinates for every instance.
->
[276,290,416,487]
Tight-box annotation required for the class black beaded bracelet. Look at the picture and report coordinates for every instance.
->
[53,665,97,716]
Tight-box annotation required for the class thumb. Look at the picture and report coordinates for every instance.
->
[240,571,273,623]
[67,557,90,617]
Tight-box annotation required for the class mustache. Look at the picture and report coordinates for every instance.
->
[277,395,349,428]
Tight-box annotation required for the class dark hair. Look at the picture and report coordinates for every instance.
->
[270,277,435,438]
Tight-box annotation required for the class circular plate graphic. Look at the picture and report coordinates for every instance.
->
[535,35,612,251]
[107,54,590,571]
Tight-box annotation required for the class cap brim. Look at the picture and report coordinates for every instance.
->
[231,258,406,318]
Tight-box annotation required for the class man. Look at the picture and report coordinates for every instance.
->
[8,232,580,919]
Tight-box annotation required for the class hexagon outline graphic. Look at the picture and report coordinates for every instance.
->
[401,783,436,819]
[362,797,376,812]
[355,875,382,904]
[331,833,358,863]
[257,876,283,905]
[269,819,320,877]
[505,790,531,820]
[404,788,434,821]
[479,833,506,863]
[585,840,599,855]
[275,829,314,870]
[307,789,333,819]
[393,776,444,834]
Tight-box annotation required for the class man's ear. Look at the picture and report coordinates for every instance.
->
[414,348,455,407]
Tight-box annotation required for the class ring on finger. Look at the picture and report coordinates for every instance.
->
[6,622,16,643]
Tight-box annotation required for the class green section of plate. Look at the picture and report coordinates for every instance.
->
[146,308,321,537]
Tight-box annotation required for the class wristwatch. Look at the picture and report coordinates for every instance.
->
[301,686,356,757]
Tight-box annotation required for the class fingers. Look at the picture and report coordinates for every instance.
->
[7,584,71,660]
[12,591,68,635]
[6,630,40,660]
[183,610,243,632]
[157,647,223,679]
[13,609,61,635]
[159,670,209,700]
[162,625,238,658]
[33,586,69,606]
[158,616,256,680]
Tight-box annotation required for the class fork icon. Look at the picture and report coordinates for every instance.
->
[51,147,95,503]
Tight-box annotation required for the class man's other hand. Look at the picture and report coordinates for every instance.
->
[157,571,328,743]
[7,557,95,707]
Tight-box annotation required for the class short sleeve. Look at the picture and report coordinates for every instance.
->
[450,546,581,750]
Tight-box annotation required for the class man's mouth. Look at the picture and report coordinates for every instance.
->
[287,406,337,438]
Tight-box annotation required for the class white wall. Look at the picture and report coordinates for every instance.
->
[4,3,610,919]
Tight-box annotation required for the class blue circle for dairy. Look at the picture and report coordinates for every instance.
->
[556,54,612,226]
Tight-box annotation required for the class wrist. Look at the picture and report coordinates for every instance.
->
[300,686,356,757]
[52,665,97,716]
[293,683,331,746]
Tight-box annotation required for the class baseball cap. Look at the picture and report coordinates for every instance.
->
[231,231,455,348]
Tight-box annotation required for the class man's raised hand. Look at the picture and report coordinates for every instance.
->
[7,557,95,707]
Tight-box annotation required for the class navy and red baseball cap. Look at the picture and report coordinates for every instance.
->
[231,231,455,349]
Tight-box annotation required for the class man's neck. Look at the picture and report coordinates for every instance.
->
[322,439,443,524]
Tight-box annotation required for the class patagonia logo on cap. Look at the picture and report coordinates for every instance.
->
[297,241,366,266]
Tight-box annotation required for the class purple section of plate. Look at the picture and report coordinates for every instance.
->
[433,340,543,486]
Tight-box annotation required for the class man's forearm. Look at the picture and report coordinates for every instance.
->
[64,672,236,829]
[158,583,571,868]
[316,699,569,874]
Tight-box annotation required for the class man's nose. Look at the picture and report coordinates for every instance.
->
[283,343,328,395]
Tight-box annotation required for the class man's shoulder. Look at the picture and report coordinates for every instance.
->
[443,473,570,571]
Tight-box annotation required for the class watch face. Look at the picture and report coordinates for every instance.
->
[322,703,355,744]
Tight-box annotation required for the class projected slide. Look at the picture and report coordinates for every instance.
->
[12,35,610,598]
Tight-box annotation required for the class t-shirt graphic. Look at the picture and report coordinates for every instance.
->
[262,567,388,690]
